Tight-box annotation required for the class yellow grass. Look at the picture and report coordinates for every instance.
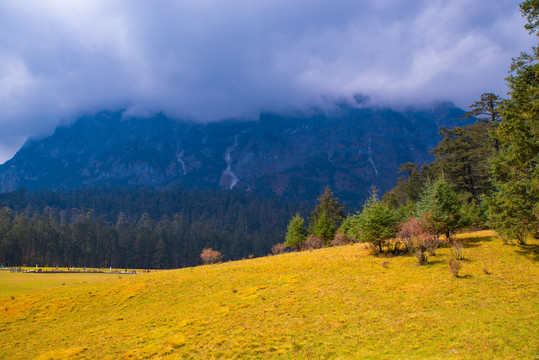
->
[0,269,139,298]
[0,230,537,359]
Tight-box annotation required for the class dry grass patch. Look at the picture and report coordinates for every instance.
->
[0,231,537,359]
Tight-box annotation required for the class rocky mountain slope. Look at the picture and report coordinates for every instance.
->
[0,101,466,201]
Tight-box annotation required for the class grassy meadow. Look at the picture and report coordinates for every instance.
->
[0,231,538,359]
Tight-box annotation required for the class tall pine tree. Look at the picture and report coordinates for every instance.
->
[308,187,345,235]
[488,0,539,243]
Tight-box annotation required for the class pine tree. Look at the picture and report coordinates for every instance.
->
[462,92,503,124]
[312,215,335,245]
[351,189,398,253]
[416,178,463,240]
[285,214,308,250]
[488,0,539,243]
[308,187,345,234]
[431,121,494,202]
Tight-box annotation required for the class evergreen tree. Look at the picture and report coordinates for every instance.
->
[312,215,335,245]
[431,121,494,202]
[350,190,398,253]
[383,162,437,207]
[308,187,345,234]
[462,92,503,124]
[416,178,463,240]
[0,207,14,264]
[285,214,308,250]
[488,0,539,243]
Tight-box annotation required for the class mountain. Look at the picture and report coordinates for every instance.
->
[0,101,466,202]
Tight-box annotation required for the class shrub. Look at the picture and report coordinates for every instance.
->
[385,238,402,254]
[301,235,325,251]
[450,241,464,260]
[414,249,428,265]
[330,233,354,247]
[449,258,463,277]
[271,243,288,255]
[397,217,439,256]
[200,248,223,265]
[367,241,382,256]
[397,217,426,252]
[423,236,441,256]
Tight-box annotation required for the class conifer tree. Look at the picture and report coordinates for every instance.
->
[308,187,345,234]
[351,189,398,253]
[312,214,335,245]
[488,0,539,243]
[416,178,463,240]
[462,92,503,124]
[285,214,308,250]
[431,122,494,202]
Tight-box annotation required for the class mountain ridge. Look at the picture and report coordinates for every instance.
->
[0,101,467,201]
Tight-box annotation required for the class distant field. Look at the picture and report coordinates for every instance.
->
[0,269,141,298]
[0,231,537,359]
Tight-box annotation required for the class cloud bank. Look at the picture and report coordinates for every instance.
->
[0,0,535,163]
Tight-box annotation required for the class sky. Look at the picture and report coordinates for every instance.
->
[0,0,536,164]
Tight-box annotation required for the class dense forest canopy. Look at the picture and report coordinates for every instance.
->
[0,187,306,268]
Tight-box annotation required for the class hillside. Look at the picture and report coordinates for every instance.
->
[1,231,537,359]
[0,101,466,202]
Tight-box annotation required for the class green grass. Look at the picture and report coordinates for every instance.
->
[0,231,538,359]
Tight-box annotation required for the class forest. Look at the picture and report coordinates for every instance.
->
[0,187,305,268]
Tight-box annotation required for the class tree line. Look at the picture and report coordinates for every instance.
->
[0,187,304,268]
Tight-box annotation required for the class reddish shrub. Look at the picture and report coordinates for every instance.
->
[330,233,354,247]
[397,217,439,256]
[271,243,288,255]
[200,248,223,265]
[449,258,463,277]
[301,235,325,250]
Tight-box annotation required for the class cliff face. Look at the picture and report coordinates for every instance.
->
[0,102,466,201]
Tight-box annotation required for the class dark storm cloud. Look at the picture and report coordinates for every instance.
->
[0,0,535,163]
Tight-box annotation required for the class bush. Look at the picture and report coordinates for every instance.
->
[200,248,223,265]
[414,249,428,265]
[423,235,441,256]
[397,217,439,255]
[271,243,288,255]
[330,233,354,247]
[397,217,425,252]
[385,238,402,254]
[301,235,325,251]
[449,258,462,277]
[450,241,464,260]
[367,241,382,256]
